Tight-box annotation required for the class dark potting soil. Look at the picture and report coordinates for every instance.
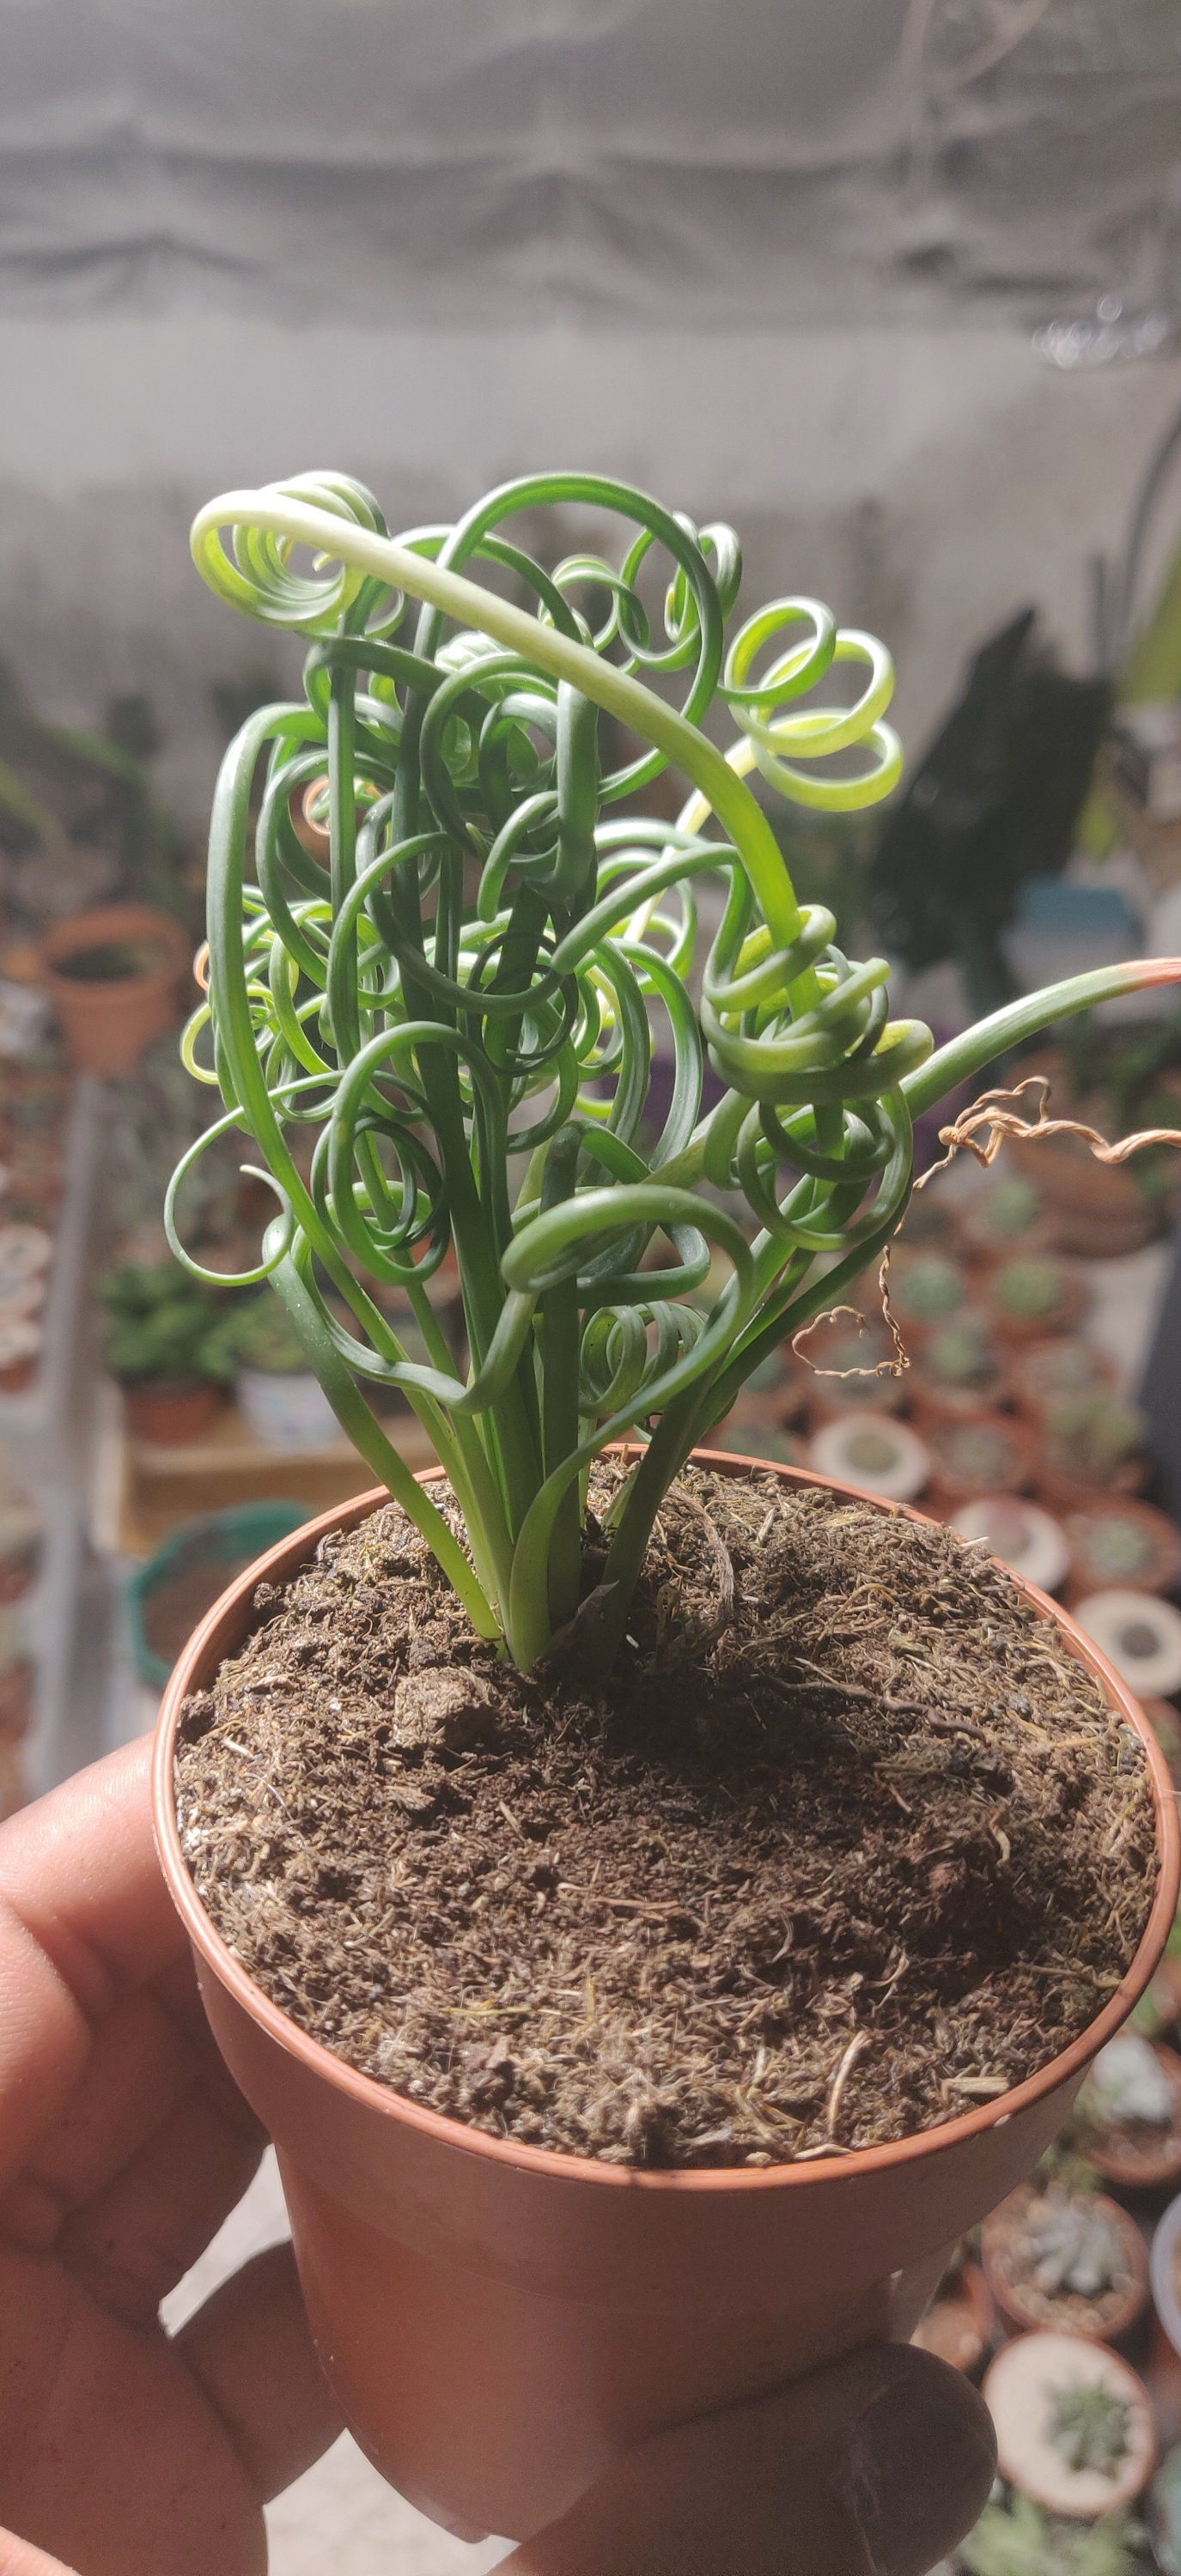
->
[53,938,162,982]
[175,1467,1158,2170]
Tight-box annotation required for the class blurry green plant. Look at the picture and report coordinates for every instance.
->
[98,1262,231,1388]
[959,2491,1146,2576]
[204,1292,315,1377]
[167,471,1181,1669]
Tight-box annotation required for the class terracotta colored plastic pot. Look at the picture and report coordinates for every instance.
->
[910,2257,995,2375]
[122,1378,224,1445]
[150,1456,1180,2544]
[37,903,192,1076]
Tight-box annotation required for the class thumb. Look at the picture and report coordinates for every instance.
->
[508,2341,996,2576]
[0,2536,78,2576]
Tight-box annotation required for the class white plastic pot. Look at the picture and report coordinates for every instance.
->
[1149,2189,1181,2362]
[1073,1592,1181,1701]
[807,1409,930,1503]
[235,1367,338,1454]
[953,1497,1070,1595]
[983,2330,1155,2518]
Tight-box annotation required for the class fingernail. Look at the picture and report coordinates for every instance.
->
[846,2370,995,2576]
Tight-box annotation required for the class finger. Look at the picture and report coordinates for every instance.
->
[0,1738,181,2014]
[0,1741,184,2189]
[0,2532,76,2575]
[53,2068,263,2326]
[508,2342,996,2576]
[175,2242,344,2503]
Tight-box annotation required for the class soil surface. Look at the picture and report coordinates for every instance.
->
[175,1466,1158,2168]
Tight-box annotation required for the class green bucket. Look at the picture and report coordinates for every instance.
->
[125,1502,307,1691]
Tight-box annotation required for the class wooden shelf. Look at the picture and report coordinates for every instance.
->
[91,1382,437,1558]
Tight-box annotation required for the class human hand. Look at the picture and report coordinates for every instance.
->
[0,1741,995,2576]
[0,1738,341,2576]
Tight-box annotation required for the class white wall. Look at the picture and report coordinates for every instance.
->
[1,314,1178,822]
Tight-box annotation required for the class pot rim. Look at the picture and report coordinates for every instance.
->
[151,1449,1181,2197]
[38,901,192,993]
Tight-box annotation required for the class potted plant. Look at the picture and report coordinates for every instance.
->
[925,1413,1036,1512]
[981,2183,1149,2342]
[887,1248,971,1340]
[149,468,1181,2543]
[1038,1391,1148,1510]
[205,1290,339,1451]
[958,1170,1052,1265]
[97,1258,231,1442]
[986,1255,1087,1346]
[1073,1594,1181,1705]
[908,1310,1012,1429]
[36,900,192,1076]
[1011,1334,1117,1424]
[1074,2034,1181,2189]
[981,2334,1155,2521]
[959,2489,1149,2573]
[1064,1498,1181,1601]
[807,1406,932,1499]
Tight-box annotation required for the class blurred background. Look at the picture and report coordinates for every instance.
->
[8,4,1181,2568]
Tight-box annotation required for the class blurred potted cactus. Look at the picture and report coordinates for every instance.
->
[97,1260,231,1443]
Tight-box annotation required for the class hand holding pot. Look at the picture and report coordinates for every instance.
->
[0,1741,995,2576]
[0,1739,340,2576]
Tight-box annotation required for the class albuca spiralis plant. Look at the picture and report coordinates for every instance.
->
[171,470,1181,1671]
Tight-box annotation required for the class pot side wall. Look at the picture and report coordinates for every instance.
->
[152,1465,1180,2542]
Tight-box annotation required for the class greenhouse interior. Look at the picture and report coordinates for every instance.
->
[10,7,1181,2574]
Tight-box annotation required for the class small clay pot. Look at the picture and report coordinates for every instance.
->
[910,2258,995,2374]
[904,1310,1012,1431]
[151,1460,1179,2543]
[923,1413,1036,1512]
[1064,1499,1181,1601]
[981,2184,1149,2341]
[957,1173,1054,1267]
[1010,1335,1117,1425]
[123,1380,225,1445]
[1081,2042,1181,2190]
[37,902,193,1078]
[886,1251,971,1348]
[984,1255,1088,1346]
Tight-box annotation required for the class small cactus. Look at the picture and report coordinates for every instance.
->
[1044,2376,1132,2479]
[1082,2033,1177,2129]
[1026,2190,1128,2300]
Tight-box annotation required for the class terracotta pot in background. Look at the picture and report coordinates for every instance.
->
[1063,1498,1181,1603]
[123,1379,224,1445]
[983,1255,1088,1347]
[910,2257,995,2376]
[1009,1335,1117,1425]
[981,2184,1149,2342]
[1082,2043,1181,2191]
[152,1458,1179,2543]
[924,1413,1037,1513]
[37,902,192,1077]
